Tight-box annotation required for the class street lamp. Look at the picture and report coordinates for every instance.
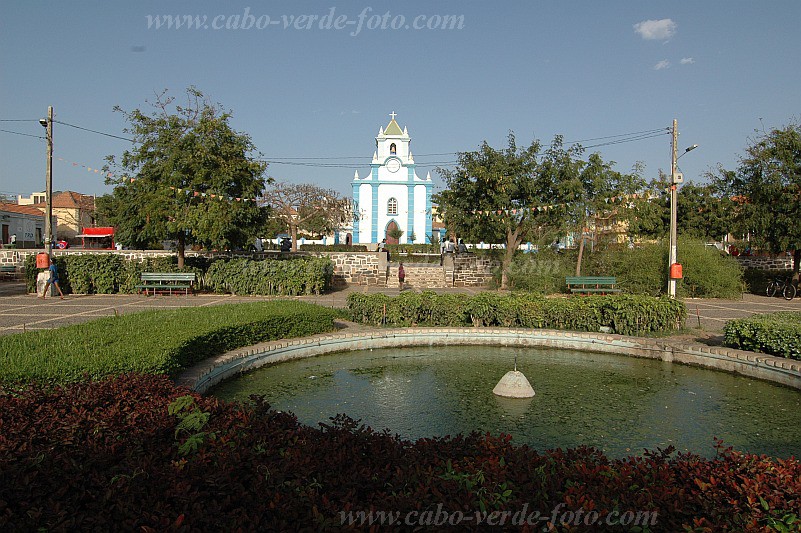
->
[39,107,53,255]
[668,118,698,299]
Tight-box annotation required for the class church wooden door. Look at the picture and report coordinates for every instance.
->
[385,221,400,244]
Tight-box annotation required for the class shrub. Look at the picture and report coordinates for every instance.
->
[589,242,665,296]
[587,238,745,298]
[506,248,574,294]
[347,292,686,335]
[0,301,339,384]
[723,312,801,360]
[1,374,800,531]
[676,239,745,298]
[64,254,124,294]
[25,254,205,295]
[204,257,333,296]
[300,244,369,252]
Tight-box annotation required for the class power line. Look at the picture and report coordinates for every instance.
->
[0,119,38,122]
[52,120,133,142]
[263,151,458,160]
[0,128,45,139]
[566,128,668,144]
[582,131,669,149]
[262,159,459,168]
[264,127,670,163]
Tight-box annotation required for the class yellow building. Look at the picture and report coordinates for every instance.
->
[28,191,96,242]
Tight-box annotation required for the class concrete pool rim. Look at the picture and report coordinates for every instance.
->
[177,327,801,394]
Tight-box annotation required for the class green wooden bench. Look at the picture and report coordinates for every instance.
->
[0,265,18,280]
[135,272,196,296]
[565,276,621,295]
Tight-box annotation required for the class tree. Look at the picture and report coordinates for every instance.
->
[101,87,270,267]
[676,182,732,241]
[435,134,635,288]
[434,133,554,290]
[261,182,351,252]
[553,146,642,275]
[711,121,801,273]
[625,173,732,243]
[625,173,670,240]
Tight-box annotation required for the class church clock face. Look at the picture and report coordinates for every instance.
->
[386,159,401,173]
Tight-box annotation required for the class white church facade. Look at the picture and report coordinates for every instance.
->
[351,113,433,245]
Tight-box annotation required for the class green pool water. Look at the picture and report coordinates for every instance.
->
[211,346,801,458]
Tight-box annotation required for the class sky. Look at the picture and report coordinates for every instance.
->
[2,1,800,200]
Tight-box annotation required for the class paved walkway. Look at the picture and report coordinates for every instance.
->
[1,281,800,338]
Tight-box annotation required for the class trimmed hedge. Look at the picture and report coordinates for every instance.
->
[1,374,799,531]
[0,301,339,384]
[24,254,329,296]
[300,244,369,252]
[204,257,333,295]
[723,312,801,360]
[347,291,686,335]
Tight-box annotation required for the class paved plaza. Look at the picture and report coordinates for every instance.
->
[1,281,800,338]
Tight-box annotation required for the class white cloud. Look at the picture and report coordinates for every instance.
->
[633,19,677,40]
[653,59,671,70]
[680,57,695,65]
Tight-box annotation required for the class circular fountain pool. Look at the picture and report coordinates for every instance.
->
[211,346,801,458]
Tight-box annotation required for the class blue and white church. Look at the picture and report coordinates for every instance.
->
[351,113,433,245]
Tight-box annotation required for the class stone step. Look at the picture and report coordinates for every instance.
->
[388,264,448,288]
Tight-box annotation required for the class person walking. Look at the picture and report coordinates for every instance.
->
[40,256,65,300]
[398,262,405,290]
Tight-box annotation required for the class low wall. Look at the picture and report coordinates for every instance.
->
[735,255,794,271]
[0,249,497,289]
[454,256,496,287]
[178,327,801,394]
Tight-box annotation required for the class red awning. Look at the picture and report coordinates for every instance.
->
[78,226,114,237]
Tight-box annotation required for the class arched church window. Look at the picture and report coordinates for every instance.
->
[387,197,398,215]
[390,143,397,155]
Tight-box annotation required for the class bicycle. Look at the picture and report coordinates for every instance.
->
[766,276,797,300]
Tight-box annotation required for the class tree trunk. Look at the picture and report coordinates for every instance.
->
[290,223,298,252]
[575,234,585,276]
[177,232,185,269]
[794,249,801,281]
[501,226,522,291]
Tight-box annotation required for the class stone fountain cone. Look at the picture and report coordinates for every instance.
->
[493,356,535,398]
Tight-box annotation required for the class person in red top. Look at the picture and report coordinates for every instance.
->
[398,262,405,290]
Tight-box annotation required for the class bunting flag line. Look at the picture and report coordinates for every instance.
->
[57,157,114,178]
[56,157,261,204]
[467,192,649,218]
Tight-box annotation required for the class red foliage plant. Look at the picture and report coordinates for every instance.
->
[0,374,799,531]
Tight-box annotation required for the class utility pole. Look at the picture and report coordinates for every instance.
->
[41,106,54,255]
[668,119,678,298]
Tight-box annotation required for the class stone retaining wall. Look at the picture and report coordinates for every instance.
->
[735,255,794,271]
[179,327,801,394]
[389,264,446,288]
[454,256,496,287]
[0,249,499,289]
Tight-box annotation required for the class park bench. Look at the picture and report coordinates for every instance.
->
[135,272,196,296]
[0,265,18,280]
[565,276,621,295]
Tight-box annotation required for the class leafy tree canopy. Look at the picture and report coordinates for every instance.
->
[100,87,270,265]
[627,171,732,243]
[434,133,638,288]
[710,120,801,271]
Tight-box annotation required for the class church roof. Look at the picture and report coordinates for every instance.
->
[384,118,403,136]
